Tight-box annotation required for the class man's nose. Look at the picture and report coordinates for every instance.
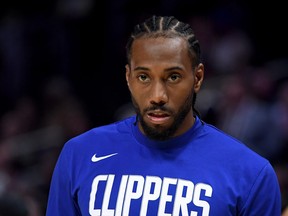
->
[149,81,168,105]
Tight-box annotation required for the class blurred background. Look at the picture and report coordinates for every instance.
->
[0,0,287,215]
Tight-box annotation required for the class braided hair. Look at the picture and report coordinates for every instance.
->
[126,15,202,118]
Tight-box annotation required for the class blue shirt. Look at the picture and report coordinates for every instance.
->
[46,115,281,215]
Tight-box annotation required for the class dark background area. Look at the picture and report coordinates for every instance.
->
[1,0,288,126]
[0,0,288,215]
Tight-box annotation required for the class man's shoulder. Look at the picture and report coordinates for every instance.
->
[59,115,136,156]
[68,115,136,143]
[200,121,269,163]
[202,121,244,144]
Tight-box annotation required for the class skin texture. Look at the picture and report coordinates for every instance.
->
[126,37,204,140]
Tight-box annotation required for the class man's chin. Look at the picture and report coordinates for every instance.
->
[143,120,171,132]
[140,121,173,141]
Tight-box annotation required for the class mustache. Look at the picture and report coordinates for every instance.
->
[143,104,173,113]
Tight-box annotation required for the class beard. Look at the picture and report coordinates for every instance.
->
[131,90,195,141]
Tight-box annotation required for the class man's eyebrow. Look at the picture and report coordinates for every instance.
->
[164,66,184,72]
[134,66,184,72]
[134,66,149,71]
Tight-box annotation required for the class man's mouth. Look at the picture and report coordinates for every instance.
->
[146,111,171,123]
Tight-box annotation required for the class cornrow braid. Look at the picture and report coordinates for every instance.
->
[126,15,201,67]
[125,15,202,118]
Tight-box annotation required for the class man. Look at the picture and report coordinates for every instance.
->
[46,15,281,215]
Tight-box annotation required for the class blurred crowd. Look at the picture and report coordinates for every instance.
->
[0,0,287,215]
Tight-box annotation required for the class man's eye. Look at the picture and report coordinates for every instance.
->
[168,74,181,82]
[138,74,149,82]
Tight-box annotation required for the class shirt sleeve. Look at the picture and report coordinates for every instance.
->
[46,143,80,216]
[240,162,282,216]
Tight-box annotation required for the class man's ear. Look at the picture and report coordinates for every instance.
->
[125,64,130,87]
[194,63,204,92]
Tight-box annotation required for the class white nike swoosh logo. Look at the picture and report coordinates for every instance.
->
[91,153,118,162]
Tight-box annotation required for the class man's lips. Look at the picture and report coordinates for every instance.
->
[146,110,171,123]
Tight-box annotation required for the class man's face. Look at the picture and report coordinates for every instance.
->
[126,37,203,140]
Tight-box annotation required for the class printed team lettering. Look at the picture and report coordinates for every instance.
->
[89,174,213,216]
